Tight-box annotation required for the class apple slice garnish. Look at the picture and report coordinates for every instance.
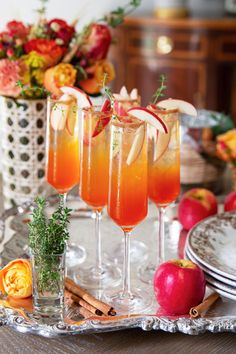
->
[50,94,72,131]
[126,124,145,165]
[66,101,77,136]
[60,86,92,108]
[127,107,168,134]
[114,100,128,117]
[157,99,197,117]
[101,99,111,112]
[92,115,111,138]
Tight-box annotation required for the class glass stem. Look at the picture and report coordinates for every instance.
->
[122,231,132,299]
[59,193,67,207]
[95,210,102,274]
[158,207,166,265]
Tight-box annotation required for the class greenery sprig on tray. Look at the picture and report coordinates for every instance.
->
[29,196,71,293]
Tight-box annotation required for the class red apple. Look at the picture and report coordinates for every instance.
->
[154,259,206,315]
[224,191,236,211]
[178,188,218,230]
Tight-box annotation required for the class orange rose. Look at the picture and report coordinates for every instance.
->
[44,63,77,96]
[80,60,115,95]
[0,259,32,299]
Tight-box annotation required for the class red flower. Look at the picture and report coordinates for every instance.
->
[24,39,64,66]
[82,23,111,61]
[6,21,29,38]
[48,19,75,46]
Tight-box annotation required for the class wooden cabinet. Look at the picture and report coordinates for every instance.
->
[109,17,236,121]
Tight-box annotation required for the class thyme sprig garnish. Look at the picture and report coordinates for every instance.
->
[29,197,71,293]
[151,74,167,105]
[101,72,114,108]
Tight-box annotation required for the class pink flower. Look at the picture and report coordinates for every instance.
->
[0,59,24,97]
[6,48,14,58]
[82,23,111,61]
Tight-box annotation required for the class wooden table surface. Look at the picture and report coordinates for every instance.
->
[0,178,236,353]
[0,326,236,354]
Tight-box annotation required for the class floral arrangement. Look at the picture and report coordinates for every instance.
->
[216,129,236,167]
[0,0,141,99]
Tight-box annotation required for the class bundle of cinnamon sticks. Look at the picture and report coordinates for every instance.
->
[65,277,116,319]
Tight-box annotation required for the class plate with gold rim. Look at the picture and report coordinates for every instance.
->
[187,212,236,281]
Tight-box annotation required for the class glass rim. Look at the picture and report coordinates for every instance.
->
[147,104,179,115]
[111,115,146,128]
[82,105,112,112]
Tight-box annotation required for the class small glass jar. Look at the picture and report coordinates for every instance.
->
[31,250,66,322]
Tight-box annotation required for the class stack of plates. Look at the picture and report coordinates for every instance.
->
[185,212,236,301]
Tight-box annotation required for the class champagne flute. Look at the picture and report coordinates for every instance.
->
[138,107,180,283]
[74,105,121,289]
[105,113,150,314]
[106,91,149,265]
[46,96,86,265]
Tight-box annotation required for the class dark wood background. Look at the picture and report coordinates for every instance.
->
[110,17,236,122]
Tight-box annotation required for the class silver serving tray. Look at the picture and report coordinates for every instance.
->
[0,196,236,337]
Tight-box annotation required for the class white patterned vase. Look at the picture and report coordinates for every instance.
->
[0,96,48,209]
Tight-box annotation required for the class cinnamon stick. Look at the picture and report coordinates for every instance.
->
[65,277,116,316]
[79,306,94,319]
[65,290,103,316]
[189,292,220,318]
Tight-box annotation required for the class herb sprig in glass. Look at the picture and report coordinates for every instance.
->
[29,197,71,293]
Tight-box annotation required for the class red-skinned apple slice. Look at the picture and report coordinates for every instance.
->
[60,86,92,108]
[101,99,111,112]
[91,99,112,137]
[126,124,145,165]
[127,107,168,134]
[157,99,197,116]
[92,115,111,138]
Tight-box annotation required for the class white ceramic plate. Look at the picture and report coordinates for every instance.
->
[185,247,236,287]
[187,212,236,281]
[207,284,236,301]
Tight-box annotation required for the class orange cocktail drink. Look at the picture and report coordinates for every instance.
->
[108,119,147,231]
[46,97,80,194]
[80,108,110,210]
[148,108,180,207]
[106,114,149,313]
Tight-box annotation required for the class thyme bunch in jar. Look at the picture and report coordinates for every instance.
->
[29,197,71,295]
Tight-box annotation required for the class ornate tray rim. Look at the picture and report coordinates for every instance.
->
[0,198,236,337]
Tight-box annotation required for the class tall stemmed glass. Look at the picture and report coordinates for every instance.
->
[106,114,150,314]
[139,107,180,283]
[46,96,86,265]
[105,93,149,264]
[75,105,121,289]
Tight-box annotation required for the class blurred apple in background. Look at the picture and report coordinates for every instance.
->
[178,229,188,259]
[224,191,236,211]
[154,259,206,315]
[178,188,218,230]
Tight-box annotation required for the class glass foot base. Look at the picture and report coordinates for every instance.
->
[66,244,86,268]
[105,239,148,265]
[104,288,152,315]
[138,263,156,285]
[73,264,121,290]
